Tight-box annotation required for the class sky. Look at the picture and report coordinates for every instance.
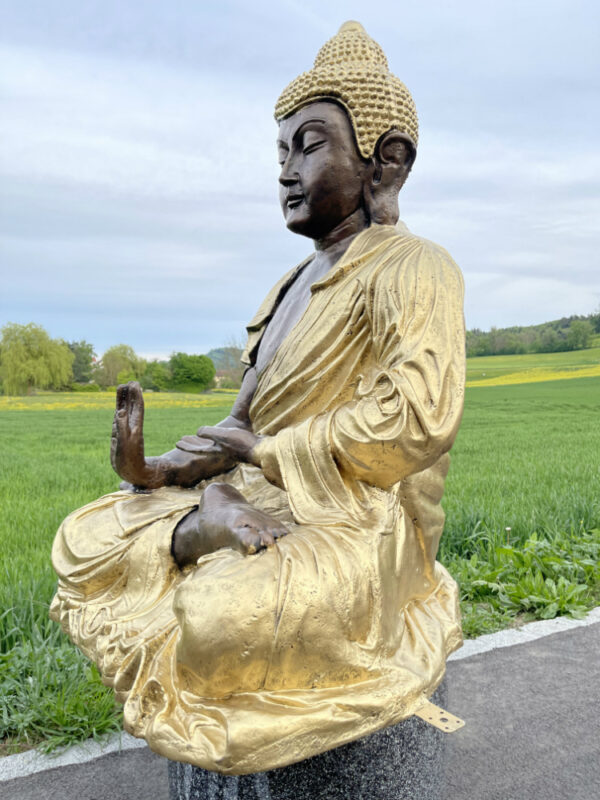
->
[1,0,599,359]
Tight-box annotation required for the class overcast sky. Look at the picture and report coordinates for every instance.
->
[2,0,599,359]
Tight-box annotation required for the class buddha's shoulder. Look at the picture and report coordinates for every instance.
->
[367,222,464,287]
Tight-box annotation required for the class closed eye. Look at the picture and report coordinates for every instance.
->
[303,140,326,155]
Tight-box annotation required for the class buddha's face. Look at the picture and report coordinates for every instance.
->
[277,101,368,240]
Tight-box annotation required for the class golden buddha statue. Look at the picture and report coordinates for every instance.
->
[50,22,465,775]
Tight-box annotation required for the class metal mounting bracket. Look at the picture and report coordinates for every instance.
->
[414,700,465,733]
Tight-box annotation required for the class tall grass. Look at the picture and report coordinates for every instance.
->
[1,376,599,752]
[0,398,233,754]
[441,377,600,557]
[438,376,600,636]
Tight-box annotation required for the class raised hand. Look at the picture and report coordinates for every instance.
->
[110,382,160,488]
[111,382,242,491]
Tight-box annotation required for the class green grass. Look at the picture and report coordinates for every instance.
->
[0,397,233,754]
[1,375,599,753]
[439,376,600,636]
[441,377,600,548]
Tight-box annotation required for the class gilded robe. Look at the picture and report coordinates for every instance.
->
[50,221,465,774]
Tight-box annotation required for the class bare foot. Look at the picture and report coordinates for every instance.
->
[172,483,289,567]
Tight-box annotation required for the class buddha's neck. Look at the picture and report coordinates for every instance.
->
[313,207,369,270]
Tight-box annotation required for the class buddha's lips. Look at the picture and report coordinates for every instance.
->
[286,194,304,209]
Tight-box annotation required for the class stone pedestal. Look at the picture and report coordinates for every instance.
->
[168,682,447,800]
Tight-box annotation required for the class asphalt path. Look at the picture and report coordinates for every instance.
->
[2,616,599,800]
[444,619,600,799]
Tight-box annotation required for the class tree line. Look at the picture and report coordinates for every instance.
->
[0,323,225,396]
[2,313,597,395]
[466,313,599,358]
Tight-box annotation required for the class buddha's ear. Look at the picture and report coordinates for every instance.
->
[364,132,416,225]
[374,131,416,180]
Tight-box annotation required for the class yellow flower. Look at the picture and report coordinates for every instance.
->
[466,365,600,388]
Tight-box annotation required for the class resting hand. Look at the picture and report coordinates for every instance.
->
[196,425,262,466]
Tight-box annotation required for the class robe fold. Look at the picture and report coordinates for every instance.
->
[50,221,466,774]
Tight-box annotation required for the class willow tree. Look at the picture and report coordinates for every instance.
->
[0,322,74,395]
[94,344,145,388]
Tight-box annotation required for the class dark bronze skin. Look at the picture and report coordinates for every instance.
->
[110,101,415,568]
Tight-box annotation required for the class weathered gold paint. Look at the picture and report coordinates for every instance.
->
[51,221,465,774]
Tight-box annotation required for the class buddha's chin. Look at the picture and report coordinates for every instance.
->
[284,211,315,239]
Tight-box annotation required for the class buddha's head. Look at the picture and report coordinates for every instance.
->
[275,21,418,239]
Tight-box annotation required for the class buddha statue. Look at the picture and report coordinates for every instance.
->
[51,21,465,775]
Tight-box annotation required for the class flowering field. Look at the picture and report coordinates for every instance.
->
[467,364,600,387]
[466,345,600,386]
[1,373,599,754]
[0,389,237,412]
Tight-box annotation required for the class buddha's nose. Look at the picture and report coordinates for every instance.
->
[278,161,299,187]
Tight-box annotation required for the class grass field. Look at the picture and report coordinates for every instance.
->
[1,354,599,753]
[441,376,600,636]
[466,345,600,386]
[0,393,235,755]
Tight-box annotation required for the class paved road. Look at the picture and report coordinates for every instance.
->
[3,619,599,800]
[444,620,600,799]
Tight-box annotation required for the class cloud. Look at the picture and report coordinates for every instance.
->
[1,1,599,354]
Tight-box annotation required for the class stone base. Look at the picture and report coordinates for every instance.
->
[168,682,447,799]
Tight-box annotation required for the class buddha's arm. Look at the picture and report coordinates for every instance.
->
[111,369,259,490]
[327,244,466,487]
[236,242,466,494]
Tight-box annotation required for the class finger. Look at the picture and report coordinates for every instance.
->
[179,435,214,445]
[259,530,275,547]
[114,395,129,433]
[123,381,142,431]
[124,384,135,432]
[196,429,232,447]
[176,436,221,454]
[116,383,128,411]
[110,424,118,468]
[236,528,261,555]
[129,380,143,401]
[196,426,219,440]
[129,383,144,431]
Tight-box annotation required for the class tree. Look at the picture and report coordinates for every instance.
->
[68,340,96,383]
[567,319,593,351]
[141,361,171,391]
[95,344,145,387]
[539,327,559,353]
[0,322,74,395]
[169,352,215,392]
